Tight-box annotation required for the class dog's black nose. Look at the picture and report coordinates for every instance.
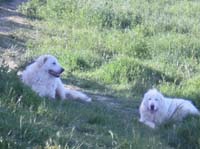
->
[60,68,65,73]
[150,105,155,110]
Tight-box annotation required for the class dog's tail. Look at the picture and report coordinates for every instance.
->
[192,110,200,117]
[65,89,92,102]
[189,104,200,116]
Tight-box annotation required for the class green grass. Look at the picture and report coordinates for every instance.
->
[0,0,200,148]
[0,67,171,148]
[18,0,200,100]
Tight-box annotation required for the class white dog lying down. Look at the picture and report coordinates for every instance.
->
[22,55,91,102]
[139,89,200,129]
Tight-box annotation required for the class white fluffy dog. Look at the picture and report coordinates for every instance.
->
[139,89,200,129]
[22,55,91,102]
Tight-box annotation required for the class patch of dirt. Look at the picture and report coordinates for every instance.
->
[89,92,140,116]
[0,0,30,69]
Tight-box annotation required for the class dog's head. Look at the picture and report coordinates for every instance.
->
[142,89,164,113]
[36,55,64,77]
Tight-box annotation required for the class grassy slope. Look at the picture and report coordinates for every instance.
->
[19,0,200,101]
[0,67,169,148]
[1,0,200,148]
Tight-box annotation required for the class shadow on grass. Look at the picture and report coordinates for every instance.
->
[0,10,33,36]
[0,18,33,30]
[62,74,111,94]
[0,0,34,68]
[62,74,140,114]
[0,33,26,49]
[0,0,27,11]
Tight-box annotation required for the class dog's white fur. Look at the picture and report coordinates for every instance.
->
[139,89,200,129]
[22,55,91,102]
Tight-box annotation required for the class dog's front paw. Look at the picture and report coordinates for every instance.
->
[147,122,156,129]
[83,96,92,102]
[142,120,156,129]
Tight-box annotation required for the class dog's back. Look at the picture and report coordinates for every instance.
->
[164,97,200,121]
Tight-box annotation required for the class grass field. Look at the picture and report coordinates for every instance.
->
[1,0,200,148]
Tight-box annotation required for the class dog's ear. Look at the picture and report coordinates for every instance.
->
[36,55,48,67]
[43,56,48,63]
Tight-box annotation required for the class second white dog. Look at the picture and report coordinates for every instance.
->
[139,89,200,129]
[22,55,91,102]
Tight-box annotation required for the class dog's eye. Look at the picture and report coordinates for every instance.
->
[155,98,158,101]
[148,98,151,100]
[52,62,56,65]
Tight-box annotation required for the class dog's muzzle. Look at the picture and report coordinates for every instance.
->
[149,104,158,113]
[49,68,64,77]
[150,105,155,110]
